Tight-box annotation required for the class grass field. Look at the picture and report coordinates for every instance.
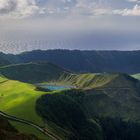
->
[132,74,140,80]
[0,76,51,140]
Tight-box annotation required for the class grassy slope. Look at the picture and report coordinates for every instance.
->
[0,62,70,83]
[59,73,119,89]
[68,73,140,120]
[0,76,51,140]
[59,73,140,89]
[132,74,140,80]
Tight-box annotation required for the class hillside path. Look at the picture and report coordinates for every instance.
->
[0,111,61,140]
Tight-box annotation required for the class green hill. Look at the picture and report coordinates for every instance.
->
[61,73,140,120]
[0,76,54,140]
[0,70,140,140]
[39,73,140,120]
[1,62,140,140]
[0,62,70,83]
[36,73,140,139]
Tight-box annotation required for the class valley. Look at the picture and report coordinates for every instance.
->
[0,50,140,140]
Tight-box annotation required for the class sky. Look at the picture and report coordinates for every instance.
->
[0,0,140,53]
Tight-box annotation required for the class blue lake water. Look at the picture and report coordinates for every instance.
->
[40,85,75,91]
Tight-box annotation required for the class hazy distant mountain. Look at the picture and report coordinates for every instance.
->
[0,53,11,67]
[6,49,140,74]
[2,49,140,74]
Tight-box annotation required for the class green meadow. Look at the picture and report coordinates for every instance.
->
[0,76,51,140]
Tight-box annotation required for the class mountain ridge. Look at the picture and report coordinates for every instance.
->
[2,49,140,73]
[0,61,70,83]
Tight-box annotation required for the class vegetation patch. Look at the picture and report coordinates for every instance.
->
[0,76,51,140]
[36,93,102,140]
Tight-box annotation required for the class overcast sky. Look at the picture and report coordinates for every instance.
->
[0,0,140,53]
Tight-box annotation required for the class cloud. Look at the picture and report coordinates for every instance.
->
[1,0,140,19]
[40,0,112,17]
[128,0,140,3]
[114,4,140,16]
[1,1,140,52]
[40,0,140,17]
[0,0,39,18]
